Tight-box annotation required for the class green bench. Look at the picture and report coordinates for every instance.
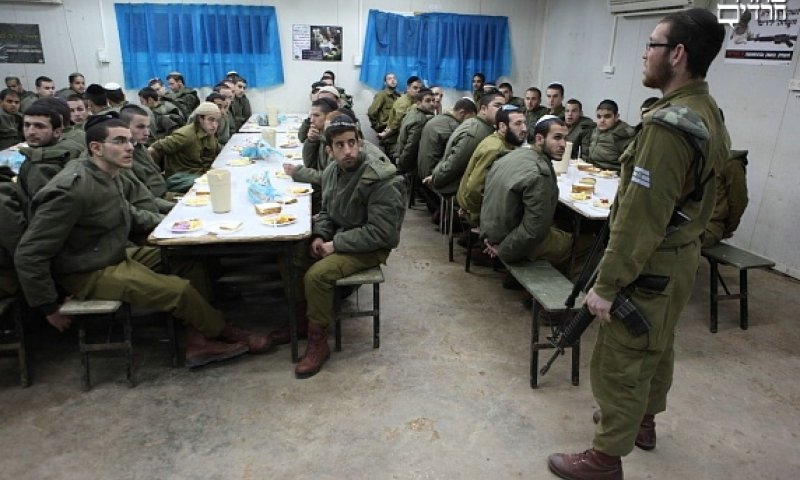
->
[701,242,775,333]
[501,259,582,388]
[334,266,385,351]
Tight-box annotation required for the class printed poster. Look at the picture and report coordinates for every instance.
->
[0,24,45,64]
[292,24,342,61]
[718,0,800,65]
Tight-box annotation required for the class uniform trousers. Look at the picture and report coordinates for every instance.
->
[305,249,390,328]
[0,268,17,298]
[57,246,225,338]
[591,240,700,456]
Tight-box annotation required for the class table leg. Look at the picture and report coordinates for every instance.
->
[283,242,298,362]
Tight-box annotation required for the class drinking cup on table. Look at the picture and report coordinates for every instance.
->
[267,107,279,126]
[262,127,277,147]
[207,169,232,213]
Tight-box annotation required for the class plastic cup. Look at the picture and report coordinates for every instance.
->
[207,169,232,213]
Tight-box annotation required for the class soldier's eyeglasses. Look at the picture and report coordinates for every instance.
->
[645,42,676,51]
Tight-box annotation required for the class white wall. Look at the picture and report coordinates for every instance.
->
[539,0,800,278]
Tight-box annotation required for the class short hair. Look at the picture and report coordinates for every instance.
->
[641,97,659,110]
[106,88,125,104]
[166,72,185,84]
[324,114,358,145]
[84,84,107,107]
[147,78,162,88]
[33,97,71,127]
[415,88,433,103]
[546,83,564,96]
[495,105,522,128]
[213,83,231,93]
[472,72,485,83]
[322,70,335,82]
[138,87,158,102]
[236,76,247,85]
[661,8,725,78]
[0,89,19,100]
[206,92,225,103]
[453,98,478,114]
[566,98,583,111]
[533,117,566,138]
[312,97,338,114]
[85,114,127,146]
[525,87,542,96]
[498,82,513,92]
[119,104,149,124]
[479,92,503,108]
[35,76,53,87]
[596,99,619,114]
[406,75,421,86]
[23,103,63,130]
[66,93,84,103]
[383,72,395,82]
[68,72,84,84]
[5,76,21,85]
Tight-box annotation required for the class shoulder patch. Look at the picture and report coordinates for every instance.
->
[649,105,709,143]
[632,166,650,188]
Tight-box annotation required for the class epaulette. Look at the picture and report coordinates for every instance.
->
[647,104,709,143]
[361,158,397,184]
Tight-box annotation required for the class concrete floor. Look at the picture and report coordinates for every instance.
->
[1,207,799,480]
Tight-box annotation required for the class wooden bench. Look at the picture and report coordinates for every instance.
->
[501,259,582,388]
[334,266,385,352]
[701,242,775,333]
[0,296,29,387]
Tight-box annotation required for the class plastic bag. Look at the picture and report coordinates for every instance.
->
[246,171,280,204]
[240,139,283,160]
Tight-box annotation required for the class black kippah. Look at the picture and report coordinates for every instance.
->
[84,112,119,131]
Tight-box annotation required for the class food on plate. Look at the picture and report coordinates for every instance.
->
[586,166,602,173]
[598,170,616,178]
[171,219,202,232]
[227,157,252,166]
[195,174,208,185]
[578,177,596,186]
[593,198,612,209]
[279,142,299,149]
[283,152,297,159]
[261,213,297,225]
[289,186,312,195]
[274,170,290,179]
[571,183,594,194]
[570,192,591,201]
[254,202,282,215]
[278,197,298,205]
[576,161,594,171]
[182,196,210,206]
[218,222,243,231]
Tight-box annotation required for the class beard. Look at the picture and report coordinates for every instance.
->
[504,128,525,147]
[643,59,673,90]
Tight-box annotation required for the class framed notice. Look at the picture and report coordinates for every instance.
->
[719,0,800,65]
[292,24,342,61]
[0,23,45,64]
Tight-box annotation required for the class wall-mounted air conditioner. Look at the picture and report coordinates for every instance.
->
[0,0,63,4]
[608,0,712,17]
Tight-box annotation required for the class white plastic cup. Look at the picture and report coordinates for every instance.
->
[262,127,277,147]
[207,169,232,213]
[267,107,279,126]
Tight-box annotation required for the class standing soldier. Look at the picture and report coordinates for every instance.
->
[367,73,400,139]
[547,9,729,479]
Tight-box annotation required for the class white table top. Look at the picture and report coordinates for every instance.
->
[556,164,620,220]
[239,113,306,133]
[149,128,310,246]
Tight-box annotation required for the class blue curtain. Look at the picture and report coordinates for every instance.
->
[115,3,283,89]
[360,10,511,91]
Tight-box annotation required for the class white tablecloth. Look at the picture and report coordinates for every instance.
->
[556,164,620,220]
[239,113,306,133]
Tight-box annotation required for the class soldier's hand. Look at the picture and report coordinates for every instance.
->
[483,239,499,258]
[422,175,433,186]
[47,311,73,332]
[283,163,298,176]
[308,126,321,141]
[585,289,613,324]
[310,238,325,259]
[320,241,335,258]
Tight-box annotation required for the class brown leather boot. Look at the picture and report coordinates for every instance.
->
[635,414,656,450]
[220,323,272,354]
[184,326,248,368]
[269,302,308,345]
[547,449,623,480]
[294,323,330,379]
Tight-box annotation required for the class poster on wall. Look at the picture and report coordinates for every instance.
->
[0,24,44,64]
[718,0,800,65]
[292,24,342,61]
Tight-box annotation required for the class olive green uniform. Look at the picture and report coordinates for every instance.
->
[525,106,550,143]
[150,100,185,140]
[55,87,81,100]
[17,144,75,207]
[417,112,460,179]
[19,93,43,114]
[367,87,400,134]
[132,143,173,213]
[0,170,25,298]
[480,147,572,265]
[456,131,516,225]
[382,93,415,155]
[305,152,406,328]
[548,104,565,118]
[0,110,23,150]
[584,120,636,171]
[298,117,311,144]
[149,123,221,178]
[566,116,595,159]
[164,87,200,119]
[394,106,432,175]
[294,136,329,214]
[216,110,235,145]
[230,95,252,132]
[431,116,494,195]
[507,96,525,109]
[590,81,729,457]
[703,149,748,247]
[58,125,87,158]
[14,158,224,337]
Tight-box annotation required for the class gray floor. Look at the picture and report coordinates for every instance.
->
[1,207,799,480]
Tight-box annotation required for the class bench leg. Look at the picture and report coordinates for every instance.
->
[465,227,473,273]
[78,318,90,391]
[373,283,380,349]
[531,303,541,389]
[448,200,455,262]
[740,269,748,330]
[334,292,342,352]
[123,307,134,388]
[570,314,580,386]
[12,301,30,388]
[709,259,719,333]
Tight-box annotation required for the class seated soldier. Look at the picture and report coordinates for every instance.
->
[703,149,749,247]
[0,88,23,150]
[164,72,200,119]
[5,76,37,115]
[545,83,565,118]
[35,97,86,157]
[367,73,400,136]
[17,103,75,203]
[564,98,595,159]
[298,81,327,143]
[583,99,635,171]
[481,116,573,269]
[148,102,222,190]
[498,82,525,109]
[206,92,233,145]
[457,105,527,227]
[20,76,56,113]
[0,165,25,299]
[291,115,406,378]
[14,115,271,368]
[524,87,549,138]
[66,94,88,128]
[394,88,435,175]
[104,82,128,110]
[429,93,505,196]
[639,96,659,120]
[320,70,353,109]
[431,86,444,115]
[55,72,86,100]
[212,83,236,144]
[138,86,184,140]
[84,84,115,115]
[119,105,174,213]
[472,73,486,103]
[230,76,252,133]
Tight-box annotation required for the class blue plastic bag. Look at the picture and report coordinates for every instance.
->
[240,139,283,160]
[246,171,280,204]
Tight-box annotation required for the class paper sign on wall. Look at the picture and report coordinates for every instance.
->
[292,24,343,62]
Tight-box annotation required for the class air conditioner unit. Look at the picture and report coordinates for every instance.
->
[608,0,711,17]
[0,0,63,4]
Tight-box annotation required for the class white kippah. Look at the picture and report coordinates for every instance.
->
[535,114,560,126]
[103,82,122,91]
[193,101,221,117]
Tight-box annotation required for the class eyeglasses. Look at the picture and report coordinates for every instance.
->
[645,41,676,51]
